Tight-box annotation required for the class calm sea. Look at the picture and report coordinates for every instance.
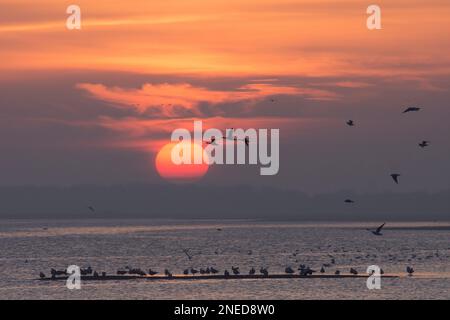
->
[0,219,449,300]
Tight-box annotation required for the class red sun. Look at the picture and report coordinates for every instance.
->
[155,142,209,183]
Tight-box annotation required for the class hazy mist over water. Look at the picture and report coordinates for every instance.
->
[0,184,449,220]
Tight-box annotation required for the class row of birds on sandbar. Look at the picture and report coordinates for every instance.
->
[40,264,415,279]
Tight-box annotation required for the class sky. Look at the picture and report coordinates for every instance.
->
[1,0,450,199]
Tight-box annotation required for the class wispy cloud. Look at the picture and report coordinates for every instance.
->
[76,82,338,118]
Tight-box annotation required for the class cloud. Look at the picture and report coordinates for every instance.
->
[76,82,338,118]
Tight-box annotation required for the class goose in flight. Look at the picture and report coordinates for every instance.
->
[403,107,421,113]
[346,120,355,127]
[367,222,386,236]
[87,206,95,213]
[390,174,401,184]
[344,199,355,204]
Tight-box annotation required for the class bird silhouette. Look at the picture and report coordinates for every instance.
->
[419,141,430,148]
[205,137,217,145]
[390,174,401,184]
[231,266,240,275]
[406,266,414,276]
[210,267,219,274]
[367,222,385,236]
[346,120,355,126]
[148,269,158,276]
[350,268,358,275]
[87,206,95,213]
[344,199,355,204]
[190,268,199,275]
[182,248,193,260]
[285,267,295,274]
[403,107,421,113]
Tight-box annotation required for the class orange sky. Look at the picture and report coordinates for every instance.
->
[1,0,450,189]
[1,0,450,77]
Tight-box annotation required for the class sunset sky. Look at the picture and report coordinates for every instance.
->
[1,0,449,194]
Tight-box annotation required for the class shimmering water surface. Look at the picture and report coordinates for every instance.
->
[0,219,449,300]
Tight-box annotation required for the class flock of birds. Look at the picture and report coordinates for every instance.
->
[60,104,431,282]
[345,106,427,197]
[39,262,416,279]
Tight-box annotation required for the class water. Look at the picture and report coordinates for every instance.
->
[0,219,449,300]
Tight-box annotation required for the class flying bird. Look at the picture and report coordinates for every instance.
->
[346,120,355,127]
[87,206,95,213]
[390,174,401,184]
[344,199,355,204]
[419,141,430,148]
[235,136,250,147]
[182,248,193,260]
[367,222,386,236]
[223,128,235,141]
[205,137,217,145]
[403,107,421,113]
